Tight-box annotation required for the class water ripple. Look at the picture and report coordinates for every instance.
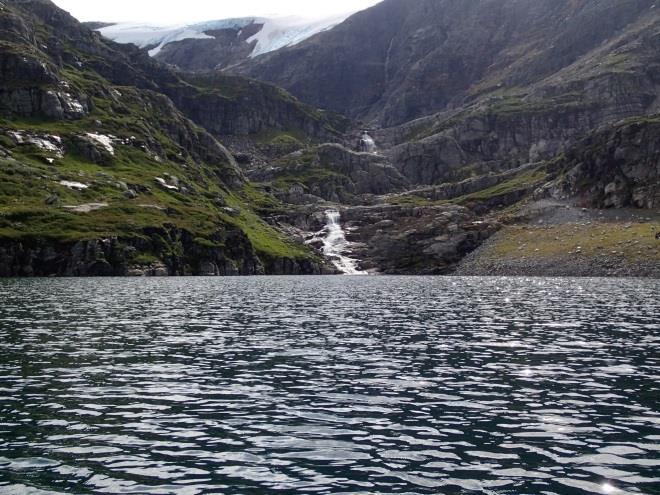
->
[0,276,658,494]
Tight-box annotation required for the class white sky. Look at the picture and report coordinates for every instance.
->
[52,0,382,25]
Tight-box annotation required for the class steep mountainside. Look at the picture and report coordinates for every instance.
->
[371,6,660,193]
[0,0,339,276]
[235,0,658,126]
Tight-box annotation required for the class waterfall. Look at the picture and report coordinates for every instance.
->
[361,132,377,153]
[322,210,367,275]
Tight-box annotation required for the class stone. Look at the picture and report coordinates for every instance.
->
[233,153,252,165]
[66,135,113,165]
[199,261,218,276]
[222,207,241,217]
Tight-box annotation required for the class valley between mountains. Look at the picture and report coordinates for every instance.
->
[0,0,658,277]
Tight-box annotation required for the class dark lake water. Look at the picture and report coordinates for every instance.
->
[0,276,659,495]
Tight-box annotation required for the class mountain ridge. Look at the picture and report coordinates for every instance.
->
[233,0,659,126]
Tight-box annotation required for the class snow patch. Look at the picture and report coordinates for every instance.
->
[62,94,85,115]
[8,131,63,157]
[63,203,108,213]
[155,177,179,191]
[45,90,86,117]
[59,180,89,190]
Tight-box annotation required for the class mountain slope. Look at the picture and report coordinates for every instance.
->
[229,0,659,275]
[9,1,346,142]
[375,8,660,191]
[0,0,335,276]
[234,0,658,126]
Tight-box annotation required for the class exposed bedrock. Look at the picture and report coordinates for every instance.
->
[0,226,326,277]
[340,205,499,274]
[543,117,660,209]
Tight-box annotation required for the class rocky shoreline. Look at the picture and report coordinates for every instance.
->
[454,202,660,278]
[2,201,657,278]
[454,244,660,278]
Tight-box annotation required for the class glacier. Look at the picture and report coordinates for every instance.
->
[96,13,352,59]
[98,19,256,56]
[245,13,351,57]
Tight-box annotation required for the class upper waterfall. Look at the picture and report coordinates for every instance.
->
[359,132,377,154]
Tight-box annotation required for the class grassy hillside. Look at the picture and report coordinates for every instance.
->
[0,0,323,275]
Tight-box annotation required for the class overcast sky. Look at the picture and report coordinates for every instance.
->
[52,0,382,24]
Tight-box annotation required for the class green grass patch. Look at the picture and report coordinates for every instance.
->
[453,168,547,204]
[221,193,314,261]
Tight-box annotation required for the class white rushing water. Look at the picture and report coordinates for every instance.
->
[361,132,377,153]
[322,210,367,275]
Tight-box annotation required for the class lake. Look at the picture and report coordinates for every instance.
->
[0,276,659,494]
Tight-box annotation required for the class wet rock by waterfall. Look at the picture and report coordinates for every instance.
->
[322,210,367,275]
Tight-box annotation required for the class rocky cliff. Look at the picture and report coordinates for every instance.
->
[341,205,499,275]
[251,143,410,205]
[544,116,660,209]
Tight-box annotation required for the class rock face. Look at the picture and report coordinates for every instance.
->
[341,205,499,274]
[0,1,94,119]
[155,24,262,71]
[0,50,90,119]
[168,73,348,140]
[312,144,410,198]
[0,226,326,277]
[545,117,660,209]
[385,78,658,187]
[234,0,658,126]
[251,143,410,204]
[403,164,540,203]
[0,227,256,277]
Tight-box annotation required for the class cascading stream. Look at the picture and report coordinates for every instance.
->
[322,210,367,275]
[360,131,377,153]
